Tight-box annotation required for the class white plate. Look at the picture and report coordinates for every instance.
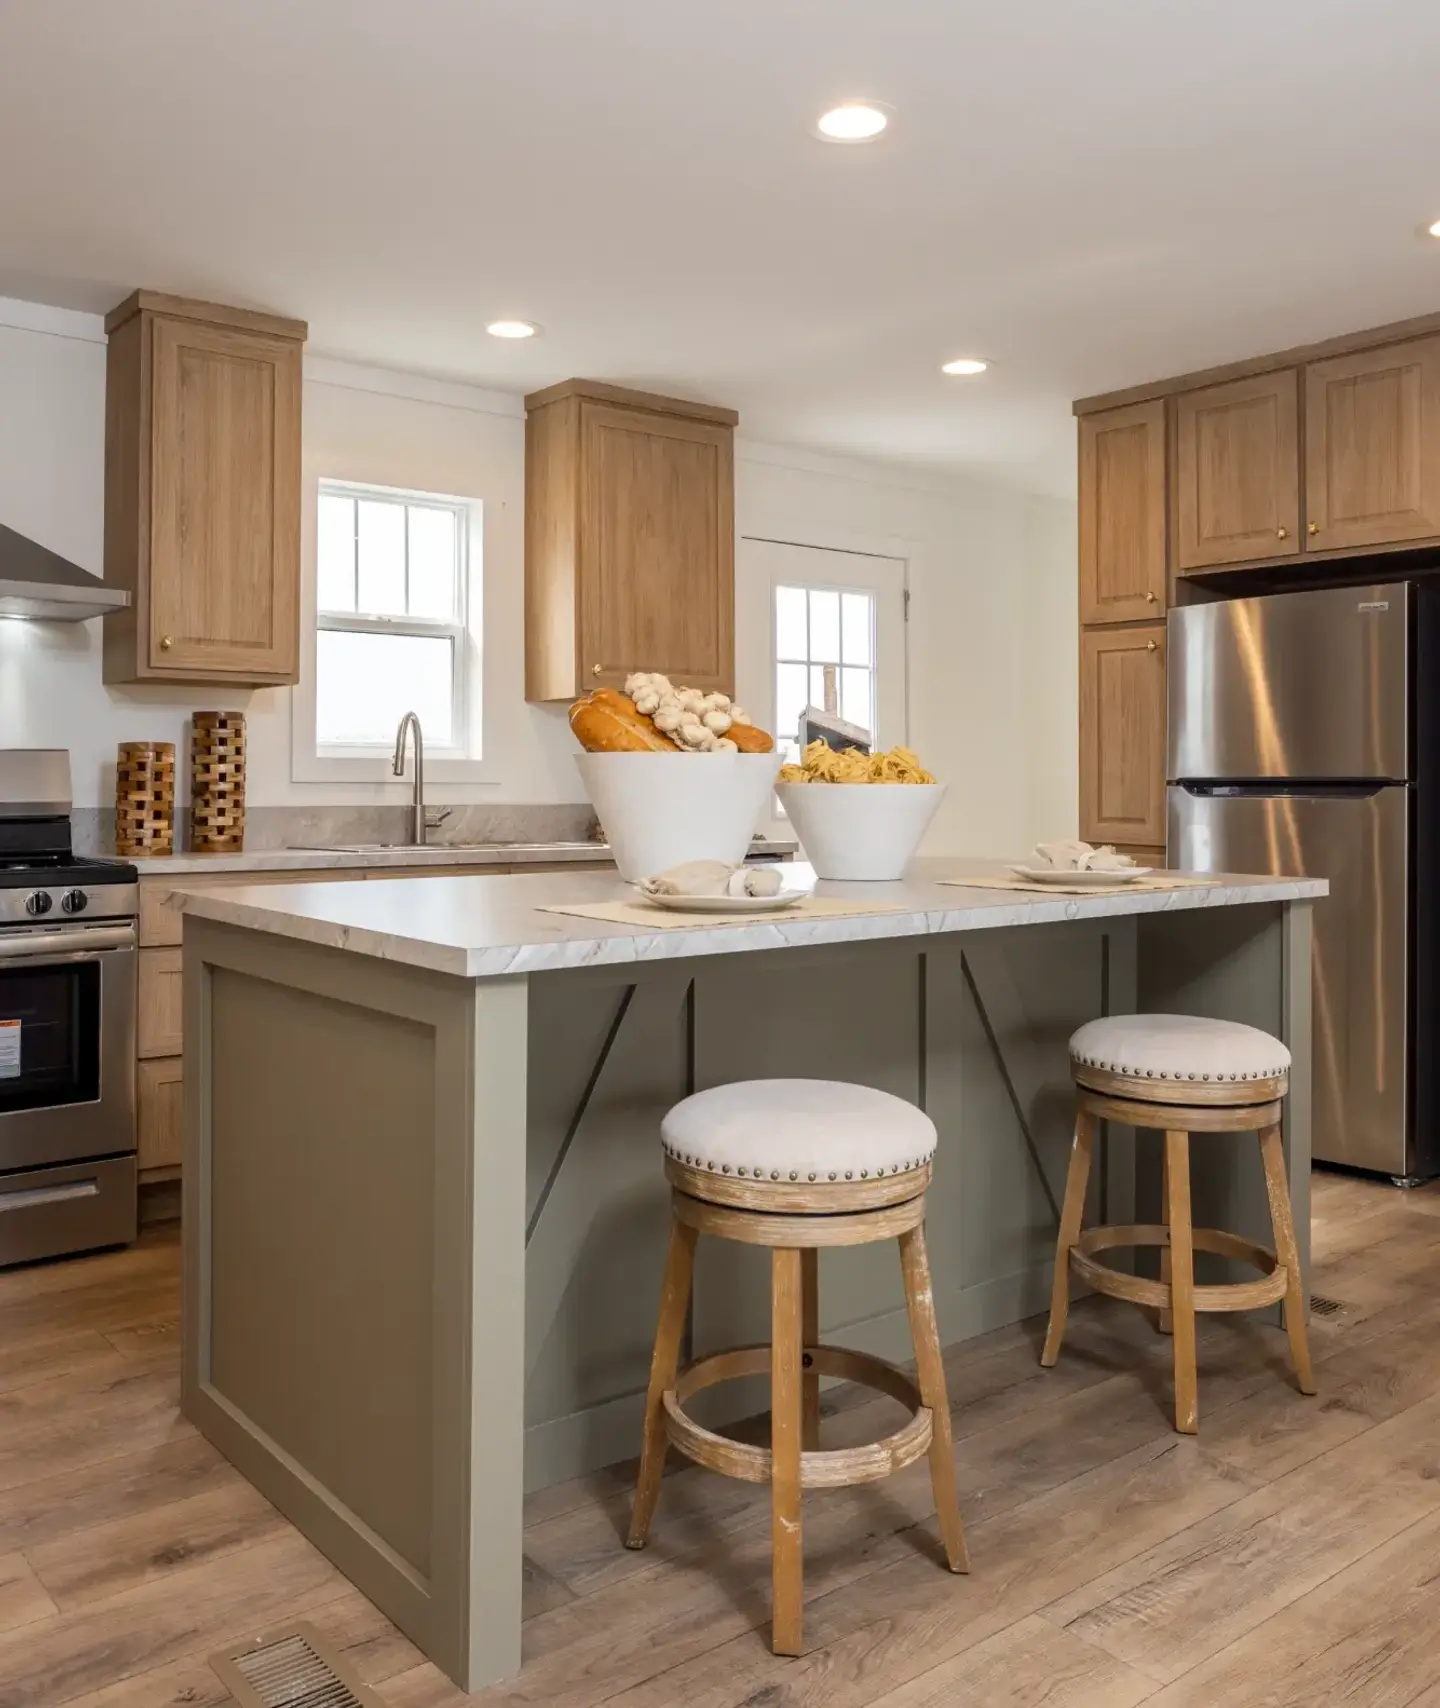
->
[1008,865,1153,886]
[642,889,810,914]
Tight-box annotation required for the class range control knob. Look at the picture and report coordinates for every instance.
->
[60,890,89,915]
[24,891,53,917]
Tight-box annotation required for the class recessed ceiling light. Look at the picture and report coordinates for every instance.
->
[941,357,989,376]
[487,319,539,339]
[1428,218,1440,239]
[816,102,889,143]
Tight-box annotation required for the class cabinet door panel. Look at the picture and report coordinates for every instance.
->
[138,1057,183,1174]
[138,947,183,1058]
[1080,624,1167,846]
[579,404,733,692]
[149,317,301,677]
[1306,337,1440,550]
[1176,371,1300,568]
[1078,402,1167,625]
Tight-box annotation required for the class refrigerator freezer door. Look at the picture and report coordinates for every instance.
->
[1168,584,1409,782]
[1168,783,1409,1175]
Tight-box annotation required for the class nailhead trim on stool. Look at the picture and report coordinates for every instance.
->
[660,1077,938,1184]
[1069,1014,1290,1084]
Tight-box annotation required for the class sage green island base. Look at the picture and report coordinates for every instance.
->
[177,864,1322,1690]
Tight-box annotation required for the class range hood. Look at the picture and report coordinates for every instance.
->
[0,523,129,621]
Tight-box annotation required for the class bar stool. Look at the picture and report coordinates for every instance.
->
[627,1078,968,1656]
[1041,1014,1317,1434]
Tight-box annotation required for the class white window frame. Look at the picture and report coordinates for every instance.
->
[291,478,488,784]
[772,581,878,765]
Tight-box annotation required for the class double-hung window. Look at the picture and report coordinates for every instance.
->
[314,481,473,756]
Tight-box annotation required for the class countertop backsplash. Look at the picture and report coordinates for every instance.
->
[72,802,601,856]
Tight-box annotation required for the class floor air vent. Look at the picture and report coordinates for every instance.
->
[211,1623,385,1708]
[1310,1293,1347,1319]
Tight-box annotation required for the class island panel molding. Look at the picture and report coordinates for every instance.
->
[525,378,736,701]
[179,872,1318,1691]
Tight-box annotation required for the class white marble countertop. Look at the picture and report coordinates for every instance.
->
[129,838,798,876]
[173,857,1327,979]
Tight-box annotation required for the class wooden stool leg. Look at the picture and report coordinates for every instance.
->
[1041,1108,1096,1368]
[1157,1141,1174,1335]
[800,1248,821,1452]
[1165,1130,1199,1435]
[626,1217,698,1549]
[899,1222,969,1573]
[771,1248,805,1655]
[1259,1124,1318,1396]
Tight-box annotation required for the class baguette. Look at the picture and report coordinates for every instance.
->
[569,689,683,754]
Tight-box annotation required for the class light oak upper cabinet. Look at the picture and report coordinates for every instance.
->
[1175,371,1300,570]
[525,379,737,702]
[1078,401,1167,625]
[103,292,306,685]
[1079,623,1167,848]
[1305,336,1440,552]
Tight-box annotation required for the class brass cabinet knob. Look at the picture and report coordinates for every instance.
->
[1146,640,1158,652]
[1277,527,1288,539]
[591,663,603,678]
[159,635,174,651]
[1308,521,1320,536]
[1145,590,1158,602]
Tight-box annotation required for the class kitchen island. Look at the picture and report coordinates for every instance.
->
[176,860,1324,1689]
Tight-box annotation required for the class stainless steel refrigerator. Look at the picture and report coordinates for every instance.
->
[1168,581,1438,1182]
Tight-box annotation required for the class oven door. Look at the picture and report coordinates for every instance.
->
[0,923,136,1171]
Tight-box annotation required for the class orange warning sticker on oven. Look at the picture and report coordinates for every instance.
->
[0,1019,18,1079]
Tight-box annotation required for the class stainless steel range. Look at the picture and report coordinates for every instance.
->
[0,750,138,1263]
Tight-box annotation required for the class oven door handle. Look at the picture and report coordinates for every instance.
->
[0,925,137,962]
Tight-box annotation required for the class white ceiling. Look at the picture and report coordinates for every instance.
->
[2,0,1440,497]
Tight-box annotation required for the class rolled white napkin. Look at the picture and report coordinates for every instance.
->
[1033,838,1137,873]
[639,860,784,899]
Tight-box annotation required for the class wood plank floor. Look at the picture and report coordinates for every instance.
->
[0,1167,1436,1707]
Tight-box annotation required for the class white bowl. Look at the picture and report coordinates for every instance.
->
[776,782,946,880]
[575,750,782,883]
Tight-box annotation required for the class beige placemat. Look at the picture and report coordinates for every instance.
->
[536,896,906,930]
[939,873,1222,898]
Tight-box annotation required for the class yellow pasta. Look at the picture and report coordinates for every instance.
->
[778,740,936,784]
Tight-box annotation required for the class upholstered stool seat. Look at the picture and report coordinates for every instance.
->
[661,1077,938,1183]
[1070,1014,1292,1095]
[631,1078,966,1657]
[1043,1014,1316,1434]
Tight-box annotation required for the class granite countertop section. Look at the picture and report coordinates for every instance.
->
[131,837,799,876]
[173,857,1327,980]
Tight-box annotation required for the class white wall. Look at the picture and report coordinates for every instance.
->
[737,445,1077,856]
[0,298,1075,851]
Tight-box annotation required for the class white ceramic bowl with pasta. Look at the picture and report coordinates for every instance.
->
[777,781,946,880]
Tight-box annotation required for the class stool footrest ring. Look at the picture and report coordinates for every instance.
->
[1069,1224,1288,1313]
[663,1343,932,1489]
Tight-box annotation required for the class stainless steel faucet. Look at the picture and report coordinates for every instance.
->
[392,711,426,845]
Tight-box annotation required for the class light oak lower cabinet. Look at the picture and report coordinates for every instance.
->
[138,1056,183,1176]
[138,947,183,1058]
[1079,623,1168,848]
